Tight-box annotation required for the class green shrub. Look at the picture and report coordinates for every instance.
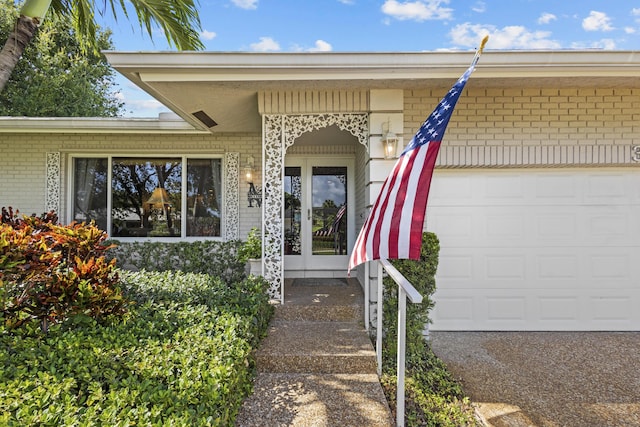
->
[106,240,246,285]
[0,207,126,332]
[0,270,274,426]
[380,232,480,426]
[237,227,261,263]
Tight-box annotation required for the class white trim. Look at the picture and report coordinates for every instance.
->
[0,117,205,134]
[105,50,640,82]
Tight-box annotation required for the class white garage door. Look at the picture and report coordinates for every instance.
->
[427,168,640,331]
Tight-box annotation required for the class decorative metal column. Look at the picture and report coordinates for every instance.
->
[45,152,60,214]
[224,152,240,241]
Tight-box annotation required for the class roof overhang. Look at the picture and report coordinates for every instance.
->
[4,50,639,134]
[104,50,640,133]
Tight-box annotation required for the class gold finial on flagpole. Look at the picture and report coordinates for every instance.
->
[478,35,489,54]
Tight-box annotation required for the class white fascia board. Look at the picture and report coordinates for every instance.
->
[105,50,640,82]
[0,117,207,134]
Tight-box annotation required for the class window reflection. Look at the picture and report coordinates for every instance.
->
[111,158,182,237]
[312,166,347,255]
[73,156,223,238]
[73,158,108,231]
[187,159,222,237]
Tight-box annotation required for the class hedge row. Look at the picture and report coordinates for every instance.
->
[0,271,274,426]
[105,240,246,285]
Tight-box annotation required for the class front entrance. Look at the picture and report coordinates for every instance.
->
[283,157,355,276]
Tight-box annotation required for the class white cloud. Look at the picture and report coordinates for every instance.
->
[471,1,485,13]
[449,23,561,49]
[338,0,355,4]
[625,27,636,34]
[120,97,168,117]
[632,8,640,17]
[381,0,453,22]
[537,12,556,24]
[232,0,258,10]
[582,11,613,32]
[250,36,280,52]
[571,38,616,50]
[200,30,216,40]
[307,40,333,52]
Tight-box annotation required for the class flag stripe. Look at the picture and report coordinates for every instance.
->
[388,146,420,258]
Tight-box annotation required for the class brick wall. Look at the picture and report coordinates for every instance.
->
[404,87,640,167]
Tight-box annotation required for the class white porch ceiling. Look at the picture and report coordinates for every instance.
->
[104,50,640,133]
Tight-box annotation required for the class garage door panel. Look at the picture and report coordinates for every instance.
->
[439,246,635,290]
[584,174,629,202]
[534,174,578,200]
[536,254,579,280]
[431,170,640,206]
[428,169,640,331]
[432,288,640,331]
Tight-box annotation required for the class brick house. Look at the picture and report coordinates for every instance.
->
[1,50,639,331]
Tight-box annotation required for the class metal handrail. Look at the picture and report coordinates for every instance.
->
[376,259,423,427]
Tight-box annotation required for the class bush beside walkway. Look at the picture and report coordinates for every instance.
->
[380,232,481,426]
[0,271,273,426]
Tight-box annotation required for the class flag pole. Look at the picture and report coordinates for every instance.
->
[471,35,490,66]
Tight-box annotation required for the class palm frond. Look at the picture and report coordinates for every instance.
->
[49,0,203,52]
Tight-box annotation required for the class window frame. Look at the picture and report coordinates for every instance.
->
[68,153,226,241]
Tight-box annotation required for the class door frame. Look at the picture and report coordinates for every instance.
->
[284,155,355,276]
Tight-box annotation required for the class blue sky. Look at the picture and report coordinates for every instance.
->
[104,0,640,117]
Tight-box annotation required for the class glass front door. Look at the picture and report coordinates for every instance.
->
[284,157,354,273]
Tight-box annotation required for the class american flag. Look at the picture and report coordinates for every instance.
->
[348,50,484,272]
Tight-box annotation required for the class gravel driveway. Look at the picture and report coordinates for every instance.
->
[430,332,640,427]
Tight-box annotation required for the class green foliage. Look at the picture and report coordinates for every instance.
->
[380,232,480,426]
[0,270,274,426]
[106,240,247,285]
[0,207,126,332]
[238,227,262,263]
[118,271,274,347]
[47,0,203,53]
[0,2,123,116]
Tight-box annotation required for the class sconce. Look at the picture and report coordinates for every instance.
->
[244,155,255,183]
[382,121,399,159]
[244,155,262,208]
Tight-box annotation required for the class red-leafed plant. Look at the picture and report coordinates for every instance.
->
[1,207,127,332]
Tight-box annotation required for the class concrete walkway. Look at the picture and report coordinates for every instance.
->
[430,331,640,427]
[236,278,393,427]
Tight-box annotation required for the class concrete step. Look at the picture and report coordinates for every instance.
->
[274,304,362,323]
[235,373,393,427]
[255,320,377,374]
[277,278,364,323]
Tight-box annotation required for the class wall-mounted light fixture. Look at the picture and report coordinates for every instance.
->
[382,120,399,159]
[244,155,255,184]
[244,155,262,208]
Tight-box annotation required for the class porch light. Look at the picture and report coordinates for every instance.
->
[382,121,399,159]
[244,155,255,184]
